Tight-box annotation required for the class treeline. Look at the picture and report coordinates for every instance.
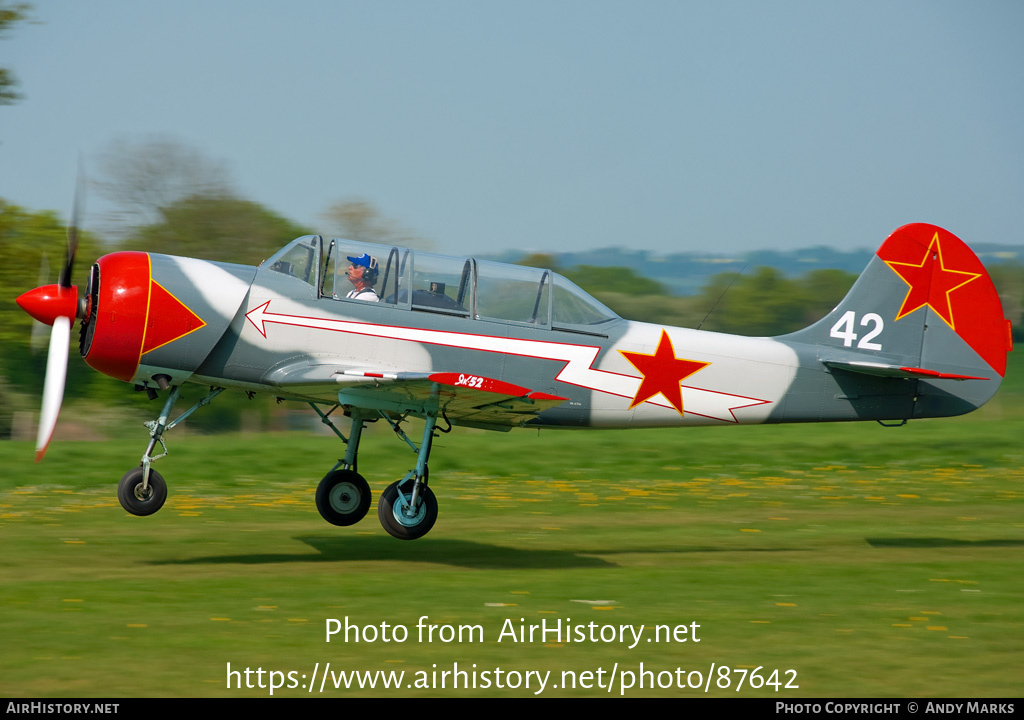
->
[577,265,861,337]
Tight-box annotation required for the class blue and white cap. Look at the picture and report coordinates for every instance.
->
[347,253,379,281]
[346,253,379,271]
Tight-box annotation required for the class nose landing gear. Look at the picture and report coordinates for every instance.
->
[117,467,167,516]
[116,385,224,516]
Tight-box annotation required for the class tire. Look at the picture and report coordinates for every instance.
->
[117,467,167,516]
[315,470,371,526]
[377,480,437,540]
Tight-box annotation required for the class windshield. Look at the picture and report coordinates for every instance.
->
[263,235,320,286]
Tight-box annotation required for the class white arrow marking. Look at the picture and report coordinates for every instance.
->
[245,300,768,422]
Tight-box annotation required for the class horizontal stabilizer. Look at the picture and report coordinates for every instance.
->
[823,360,989,381]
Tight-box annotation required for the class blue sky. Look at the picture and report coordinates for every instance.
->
[2,1,1022,256]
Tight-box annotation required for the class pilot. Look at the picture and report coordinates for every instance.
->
[345,253,380,302]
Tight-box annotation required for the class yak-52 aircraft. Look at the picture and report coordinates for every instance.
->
[17,223,1012,539]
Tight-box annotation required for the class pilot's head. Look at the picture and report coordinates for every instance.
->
[346,253,379,287]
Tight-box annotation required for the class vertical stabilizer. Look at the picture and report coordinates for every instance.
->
[780,224,1011,419]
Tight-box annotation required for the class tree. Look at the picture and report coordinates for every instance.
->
[126,193,307,265]
[94,136,232,230]
[519,253,561,271]
[0,3,32,106]
[796,268,856,326]
[0,199,102,347]
[563,265,667,297]
[696,268,798,336]
[989,262,1024,341]
[321,198,433,250]
[694,266,857,336]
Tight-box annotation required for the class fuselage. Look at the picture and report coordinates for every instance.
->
[71,229,1006,432]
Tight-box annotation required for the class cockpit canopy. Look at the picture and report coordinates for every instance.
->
[262,235,620,331]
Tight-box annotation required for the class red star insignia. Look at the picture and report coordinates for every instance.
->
[884,232,981,330]
[619,330,709,416]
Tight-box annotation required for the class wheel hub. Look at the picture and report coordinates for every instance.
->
[393,493,426,526]
[329,482,361,513]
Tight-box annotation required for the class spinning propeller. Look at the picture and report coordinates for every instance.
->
[15,185,87,461]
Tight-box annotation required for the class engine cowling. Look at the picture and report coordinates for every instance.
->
[79,251,256,386]
[80,251,151,381]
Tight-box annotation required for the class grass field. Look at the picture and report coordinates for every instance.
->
[1,354,1021,697]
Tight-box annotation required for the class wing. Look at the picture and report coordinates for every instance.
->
[341,370,569,429]
[263,361,567,429]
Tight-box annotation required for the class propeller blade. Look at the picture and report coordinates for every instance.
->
[30,163,85,460]
[59,226,77,289]
[58,164,85,289]
[36,315,71,462]
[29,317,49,354]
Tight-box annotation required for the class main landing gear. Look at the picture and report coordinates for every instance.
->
[315,470,371,526]
[378,477,438,541]
[312,404,443,540]
[312,409,372,526]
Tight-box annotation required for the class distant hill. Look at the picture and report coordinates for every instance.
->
[485,244,1024,296]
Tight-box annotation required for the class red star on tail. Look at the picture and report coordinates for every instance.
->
[620,330,709,416]
[884,232,981,330]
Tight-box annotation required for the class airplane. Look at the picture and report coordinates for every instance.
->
[16,222,1012,539]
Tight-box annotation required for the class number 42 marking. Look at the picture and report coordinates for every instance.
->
[830,311,884,350]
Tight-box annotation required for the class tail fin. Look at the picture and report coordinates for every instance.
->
[783,223,1011,418]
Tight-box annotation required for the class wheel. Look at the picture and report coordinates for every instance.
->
[315,469,371,526]
[117,467,167,516]
[378,479,438,540]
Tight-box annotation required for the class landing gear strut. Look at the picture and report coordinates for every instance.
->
[376,411,439,540]
[378,475,437,540]
[117,385,224,516]
[311,407,373,526]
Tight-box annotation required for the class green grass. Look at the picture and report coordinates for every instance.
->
[1,354,1022,697]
